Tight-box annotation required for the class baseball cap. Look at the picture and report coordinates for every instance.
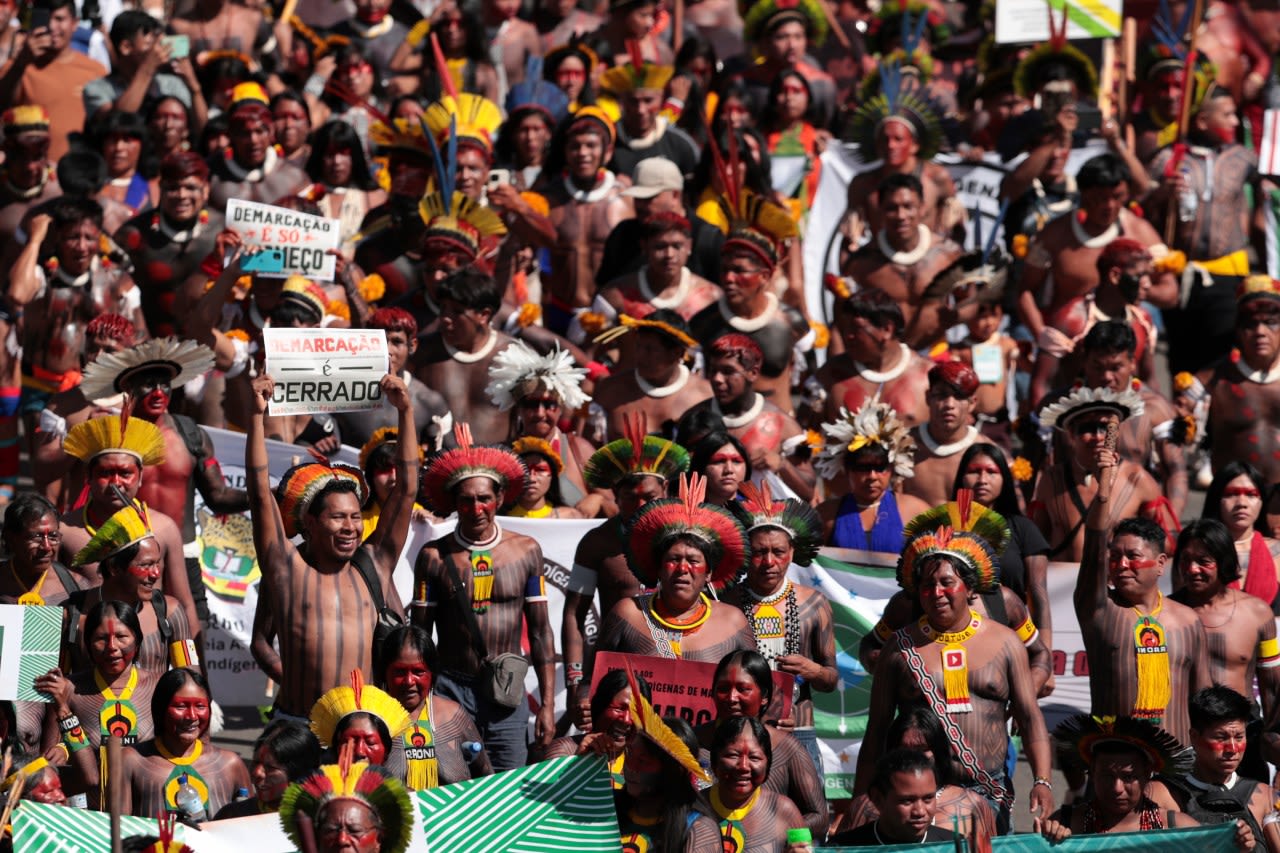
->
[622,157,683,198]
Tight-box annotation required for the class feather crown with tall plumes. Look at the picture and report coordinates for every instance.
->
[730,480,823,567]
[485,340,589,412]
[847,59,946,160]
[279,747,414,853]
[421,422,527,514]
[275,454,369,539]
[506,55,571,123]
[582,412,690,490]
[623,471,749,589]
[309,669,412,747]
[417,111,507,259]
[600,40,675,96]
[896,489,1009,596]
[709,130,797,271]
[1012,0,1098,98]
[814,393,916,481]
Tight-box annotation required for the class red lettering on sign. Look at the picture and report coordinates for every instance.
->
[1072,651,1089,677]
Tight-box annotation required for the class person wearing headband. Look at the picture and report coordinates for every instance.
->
[901,362,991,508]
[208,84,308,210]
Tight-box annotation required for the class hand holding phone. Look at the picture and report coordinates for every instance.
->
[163,34,189,59]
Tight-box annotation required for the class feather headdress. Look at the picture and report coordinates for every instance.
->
[731,480,823,567]
[922,200,1011,304]
[146,813,193,853]
[2,104,49,131]
[1013,1,1098,99]
[280,275,328,322]
[623,472,749,589]
[369,117,434,160]
[896,489,1009,595]
[63,413,165,467]
[740,0,828,45]
[423,91,503,158]
[358,427,425,472]
[279,754,414,853]
[706,129,798,272]
[846,60,946,160]
[866,0,949,56]
[511,436,564,476]
[626,662,711,783]
[1055,714,1191,775]
[593,312,699,349]
[418,113,507,259]
[485,340,589,412]
[583,412,690,489]
[310,669,412,747]
[506,56,570,123]
[1038,385,1145,431]
[421,422,527,514]
[72,501,154,567]
[80,337,215,402]
[600,42,675,95]
[814,394,916,481]
[275,458,369,539]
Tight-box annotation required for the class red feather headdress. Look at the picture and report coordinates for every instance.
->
[421,422,527,514]
[623,472,749,589]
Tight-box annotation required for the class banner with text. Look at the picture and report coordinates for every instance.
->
[0,604,61,702]
[224,198,340,280]
[263,327,389,417]
[590,650,794,727]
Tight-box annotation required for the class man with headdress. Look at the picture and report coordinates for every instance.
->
[591,309,713,439]
[855,493,1054,833]
[1149,83,1258,374]
[538,108,634,336]
[723,484,835,753]
[208,83,309,210]
[562,417,689,727]
[279,760,415,853]
[115,152,224,339]
[1073,421,1209,747]
[413,268,518,447]
[0,107,60,243]
[1017,153,1175,343]
[1132,5,1215,163]
[844,63,959,239]
[817,286,933,427]
[1206,278,1280,488]
[683,334,815,502]
[840,174,965,351]
[599,472,755,663]
[56,412,199,635]
[1031,385,1164,562]
[356,120,437,303]
[1038,715,1202,838]
[733,0,835,127]
[690,186,809,415]
[601,58,698,178]
[903,362,993,508]
[412,423,556,770]
[815,395,929,552]
[246,370,417,720]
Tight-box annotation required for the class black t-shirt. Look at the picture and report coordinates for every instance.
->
[999,515,1051,600]
[829,821,957,846]
[594,214,723,287]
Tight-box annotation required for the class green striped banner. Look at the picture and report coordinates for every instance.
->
[18,606,62,702]
[416,754,620,853]
[12,802,188,851]
[821,820,1235,851]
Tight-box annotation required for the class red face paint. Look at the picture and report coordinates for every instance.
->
[964,464,1001,476]
[1108,557,1159,572]
[1222,487,1261,498]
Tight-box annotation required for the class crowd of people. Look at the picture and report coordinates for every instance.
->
[2,0,1280,849]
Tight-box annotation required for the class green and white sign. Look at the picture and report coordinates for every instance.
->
[996,0,1120,42]
[0,604,62,702]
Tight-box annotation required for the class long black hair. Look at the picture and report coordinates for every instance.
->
[712,650,773,718]
[886,703,954,786]
[951,444,1023,519]
[1203,461,1270,534]
[150,667,210,738]
[615,716,710,853]
[305,120,379,191]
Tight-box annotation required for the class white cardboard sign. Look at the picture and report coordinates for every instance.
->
[225,198,340,281]
[263,327,389,416]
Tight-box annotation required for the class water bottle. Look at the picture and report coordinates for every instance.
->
[461,741,484,761]
[1177,165,1198,223]
[233,786,251,803]
[174,773,207,824]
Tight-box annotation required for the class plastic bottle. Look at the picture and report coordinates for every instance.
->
[174,773,207,824]
[1177,165,1198,223]
[785,828,813,853]
[233,786,251,803]
[461,741,484,760]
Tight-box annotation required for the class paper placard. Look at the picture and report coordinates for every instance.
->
[995,0,1119,42]
[972,343,1003,384]
[0,604,63,702]
[263,327,389,416]
[225,198,340,281]
[591,651,794,727]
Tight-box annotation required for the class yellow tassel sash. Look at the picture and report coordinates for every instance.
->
[404,699,439,791]
[1132,595,1171,724]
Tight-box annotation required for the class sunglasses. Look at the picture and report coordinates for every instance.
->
[850,463,890,473]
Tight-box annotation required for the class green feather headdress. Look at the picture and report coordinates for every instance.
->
[279,754,414,853]
[846,61,946,160]
[1055,714,1191,775]
[731,480,823,567]
[623,473,749,589]
[897,489,1009,595]
[583,412,690,490]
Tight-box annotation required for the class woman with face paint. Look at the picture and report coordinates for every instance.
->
[1201,462,1280,612]
[117,668,249,819]
[506,438,599,519]
[695,651,827,839]
[36,600,159,807]
[544,669,648,776]
[2,752,69,807]
[705,716,806,853]
[375,626,492,789]
[213,719,321,819]
[617,715,722,852]
[309,670,412,776]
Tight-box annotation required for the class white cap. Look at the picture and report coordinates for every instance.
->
[622,157,683,198]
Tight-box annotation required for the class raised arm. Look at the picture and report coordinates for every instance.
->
[9,213,50,308]
[246,374,290,578]
[192,427,250,515]
[1074,417,1119,616]
[367,373,418,570]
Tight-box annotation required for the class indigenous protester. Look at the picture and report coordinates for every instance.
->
[309,671,410,769]
[212,720,321,819]
[544,668,644,764]
[598,472,755,663]
[1201,462,1280,611]
[830,749,959,845]
[704,716,807,853]
[901,362,992,508]
[279,758,415,853]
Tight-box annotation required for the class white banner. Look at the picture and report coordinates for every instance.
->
[224,198,340,281]
[263,328,389,417]
[995,0,1119,41]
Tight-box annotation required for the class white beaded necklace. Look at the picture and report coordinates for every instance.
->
[444,328,498,363]
[636,364,690,398]
[876,225,931,265]
[721,393,765,429]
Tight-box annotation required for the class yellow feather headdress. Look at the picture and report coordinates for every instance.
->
[309,670,412,747]
[626,663,710,784]
[423,93,503,156]
[72,501,155,567]
[63,413,166,467]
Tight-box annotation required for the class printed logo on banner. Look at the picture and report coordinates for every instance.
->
[197,508,260,601]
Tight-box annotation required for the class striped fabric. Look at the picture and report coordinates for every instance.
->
[819,821,1236,852]
[416,755,620,853]
[17,605,62,702]
[13,802,187,851]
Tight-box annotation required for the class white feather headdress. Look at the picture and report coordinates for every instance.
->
[1038,385,1145,431]
[814,394,916,480]
[485,341,589,412]
[80,337,215,402]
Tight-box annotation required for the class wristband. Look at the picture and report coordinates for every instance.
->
[1264,812,1280,827]
[302,75,326,99]
[60,715,89,753]
[1032,777,1053,791]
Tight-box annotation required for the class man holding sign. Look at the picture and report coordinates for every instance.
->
[246,369,417,720]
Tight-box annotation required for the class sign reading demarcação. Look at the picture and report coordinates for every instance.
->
[225,198,340,281]
[263,327,389,416]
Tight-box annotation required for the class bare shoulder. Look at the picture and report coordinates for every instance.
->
[769,787,805,825]
[895,492,930,519]
[503,530,541,551]
[1123,209,1163,245]
[712,601,750,628]
[1236,589,1276,627]
[1160,595,1206,628]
